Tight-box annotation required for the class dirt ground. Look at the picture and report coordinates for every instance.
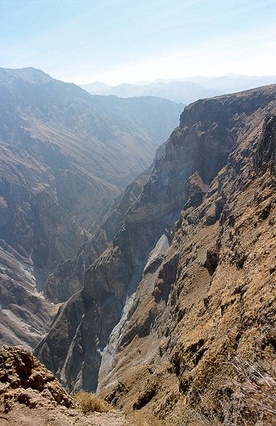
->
[0,403,126,426]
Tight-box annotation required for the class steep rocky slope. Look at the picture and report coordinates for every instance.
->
[0,141,86,349]
[100,109,276,425]
[0,67,182,349]
[36,85,275,425]
[43,169,150,304]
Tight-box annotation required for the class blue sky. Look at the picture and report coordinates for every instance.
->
[0,0,275,85]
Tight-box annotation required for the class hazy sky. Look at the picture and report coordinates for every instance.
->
[1,0,275,85]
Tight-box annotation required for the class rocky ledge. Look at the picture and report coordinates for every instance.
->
[0,345,126,425]
[0,345,74,412]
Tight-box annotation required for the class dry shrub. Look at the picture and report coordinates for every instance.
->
[73,391,110,414]
[220,356,276,425]
[189,355,276,425]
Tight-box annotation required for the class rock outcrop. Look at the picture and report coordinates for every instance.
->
[36,84,276,426]
[0,345,74,410]
[0,345,126,425]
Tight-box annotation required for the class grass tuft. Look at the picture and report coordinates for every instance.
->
[73,391,110,414]
[188,355,276,425]
[220,355,276,425]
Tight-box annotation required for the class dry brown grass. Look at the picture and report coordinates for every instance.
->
[126,411,164,426]
[73,391,110,414]
[187,355,276,425]
[220,356,276,425]
[74,354,275,424]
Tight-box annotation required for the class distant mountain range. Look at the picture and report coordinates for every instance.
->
[82,74,276,103]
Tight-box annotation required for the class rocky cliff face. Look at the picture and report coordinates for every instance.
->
[0,67,181,349]
[35,85,276,425]
[43,170,150,304]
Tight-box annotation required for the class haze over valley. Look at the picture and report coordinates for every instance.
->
[0,66,182,348]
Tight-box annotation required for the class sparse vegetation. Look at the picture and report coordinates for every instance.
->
[126,411,164,426]
[219,356,276,425]
[185,355,276,425]
[73,391,110,414]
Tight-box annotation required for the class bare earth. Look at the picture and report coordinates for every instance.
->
[0,405,126,426]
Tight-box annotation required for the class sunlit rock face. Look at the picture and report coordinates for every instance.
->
[0,345,74,407]
[36,81,276,424]
[0,67,181,349]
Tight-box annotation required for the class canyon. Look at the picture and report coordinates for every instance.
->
[37,85,275,424]
[0,67,181,349]
[0,69,275,424]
